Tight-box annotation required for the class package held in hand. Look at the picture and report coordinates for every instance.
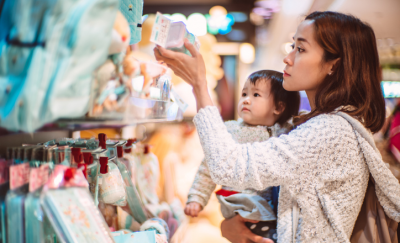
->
[151,12,200,56]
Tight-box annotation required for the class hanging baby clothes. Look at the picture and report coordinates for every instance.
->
[134,145,160,205]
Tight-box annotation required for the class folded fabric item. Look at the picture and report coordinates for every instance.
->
[140,217,169,240]
[158,210,178,239]
[0,0,118,132]
[217,193,277,221]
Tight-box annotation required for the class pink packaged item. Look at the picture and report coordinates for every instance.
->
[44,165,88,190]
[10,163,30,190]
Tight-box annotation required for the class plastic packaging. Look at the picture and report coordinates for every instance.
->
[98,157,127,206]
[0,183,9,243]
[25,189,58,243]
[41,165,113,243]
[115,146,147,223]
[6,184,28,243]
[134,145,160,205]
[42,187,114,243]
[151,12,200,56]
[165,22,200,56]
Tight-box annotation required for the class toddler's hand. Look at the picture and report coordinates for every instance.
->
[184,202,203,217]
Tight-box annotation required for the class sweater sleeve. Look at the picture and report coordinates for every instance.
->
[193,106,353,191]
[186,158,216,207]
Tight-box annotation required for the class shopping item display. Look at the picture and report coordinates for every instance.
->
[151,12,200,56]
[0,0,182,132]
[0,0,118,132]
[0,0,188,241]
[0,132,185,243]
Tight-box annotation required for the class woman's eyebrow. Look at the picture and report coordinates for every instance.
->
[293,36,310,44]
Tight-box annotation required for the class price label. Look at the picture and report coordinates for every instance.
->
[10,163,30,190]
[150,12,172,47]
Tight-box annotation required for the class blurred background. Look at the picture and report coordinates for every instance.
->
[1,0,400,242]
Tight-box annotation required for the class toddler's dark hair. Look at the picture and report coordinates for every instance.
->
[248,70,300,125]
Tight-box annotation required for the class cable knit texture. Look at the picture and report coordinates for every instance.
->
[193,106,400,243]
[187,118,291,209]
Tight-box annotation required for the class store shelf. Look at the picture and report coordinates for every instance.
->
[0,98,184,135]
[57,97,183,130]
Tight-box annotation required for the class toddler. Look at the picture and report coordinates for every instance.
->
[185,70,300,240]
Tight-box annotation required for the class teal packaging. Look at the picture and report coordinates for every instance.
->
[6,184,29,243]
[115,156,147,223]
[119,0,143,44]
[113,231,156,243]
[0,182,9,243]
[42,187,114,243]
[25,189,58,243]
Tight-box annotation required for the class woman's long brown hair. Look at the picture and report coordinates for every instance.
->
[295,11,385,133]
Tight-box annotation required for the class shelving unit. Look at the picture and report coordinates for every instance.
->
[0,97,183,157]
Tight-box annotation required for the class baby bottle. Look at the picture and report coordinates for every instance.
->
[98,157,127,206]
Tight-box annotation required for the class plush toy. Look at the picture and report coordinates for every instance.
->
[122,50,168,97]
[91,11,131,116]
[109,11,130,55]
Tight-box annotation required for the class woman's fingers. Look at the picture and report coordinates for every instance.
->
[154,47,173,64]
[156,45,185,61]
[184,39,198,57]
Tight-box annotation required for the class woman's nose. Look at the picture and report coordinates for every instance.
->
[283,52,294,66]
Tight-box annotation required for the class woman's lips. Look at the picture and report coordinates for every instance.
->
[283,71,291,77]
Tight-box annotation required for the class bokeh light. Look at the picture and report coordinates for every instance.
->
[209,6,227,17]
[187,13,207,36]
[240,43,255,64]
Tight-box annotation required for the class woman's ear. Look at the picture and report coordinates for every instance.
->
[328,58,340,75]
[274,101,285,115]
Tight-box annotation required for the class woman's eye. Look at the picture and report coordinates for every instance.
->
[242,93,247,97]
[254,93,260,97]
[297,47,304,53]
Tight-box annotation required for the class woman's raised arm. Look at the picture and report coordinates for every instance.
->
[153,40,213,111]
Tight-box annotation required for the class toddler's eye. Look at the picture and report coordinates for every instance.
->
[254,93,260,97]
[242,92,247,97]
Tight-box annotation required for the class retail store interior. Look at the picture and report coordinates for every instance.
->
[0,0,399,242]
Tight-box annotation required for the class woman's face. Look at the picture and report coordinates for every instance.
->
[282,20,333,92]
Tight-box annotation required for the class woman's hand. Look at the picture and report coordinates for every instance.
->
[221,215,274,243]
[153,41,213,111]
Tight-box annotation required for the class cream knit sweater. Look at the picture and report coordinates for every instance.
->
[187,118,290,208]
[193,106,400,243]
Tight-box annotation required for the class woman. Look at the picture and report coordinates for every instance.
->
[155,11,400,242]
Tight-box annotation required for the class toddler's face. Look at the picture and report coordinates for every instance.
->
[238,79,280,126]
